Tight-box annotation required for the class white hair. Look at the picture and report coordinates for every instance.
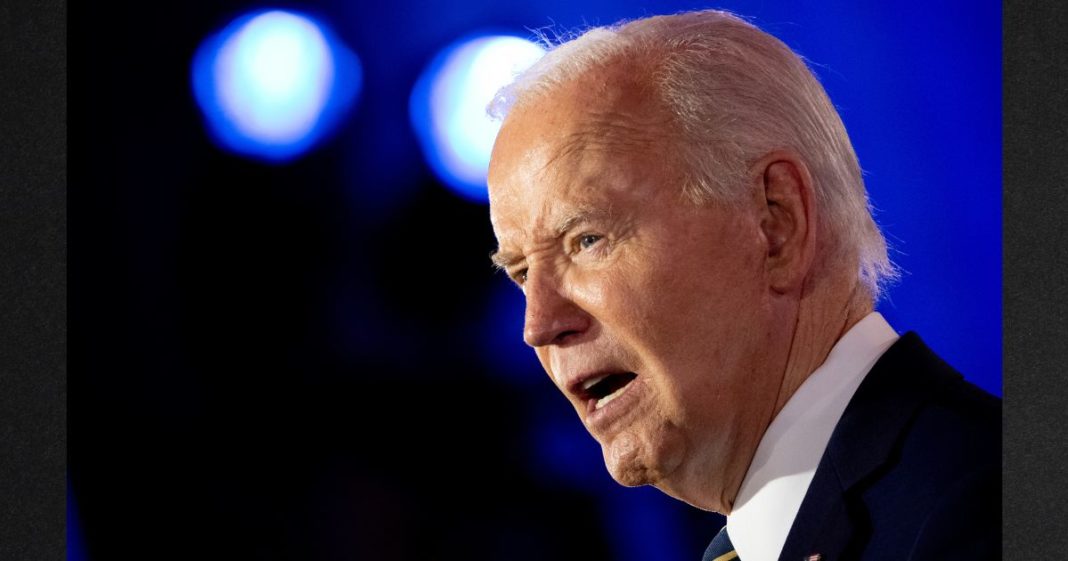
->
[489,10,898,300]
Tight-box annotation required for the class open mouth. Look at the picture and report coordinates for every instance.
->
[580,372,638,411]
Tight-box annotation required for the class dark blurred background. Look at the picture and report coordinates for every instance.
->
[69,1,1000,560]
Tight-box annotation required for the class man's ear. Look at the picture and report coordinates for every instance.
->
[750,150,817,294]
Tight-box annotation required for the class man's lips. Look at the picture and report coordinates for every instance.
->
[568,371,639,413]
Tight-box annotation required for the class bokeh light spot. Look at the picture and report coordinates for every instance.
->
[410,34,545,202]
[192,10,361,162]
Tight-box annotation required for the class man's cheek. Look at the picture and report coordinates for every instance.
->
[536,352,557,386]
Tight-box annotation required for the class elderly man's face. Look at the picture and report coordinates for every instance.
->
[487,72,784,510]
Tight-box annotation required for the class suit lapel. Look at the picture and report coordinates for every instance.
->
[777,333,962,561]
[777,466,856,561]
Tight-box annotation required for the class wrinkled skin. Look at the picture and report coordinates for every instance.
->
[486,65,815,512]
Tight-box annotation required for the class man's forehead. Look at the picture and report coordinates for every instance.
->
[487,65,677,247]
[489,92,673,195]
[494,62,672,158]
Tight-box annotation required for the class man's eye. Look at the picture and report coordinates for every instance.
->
[513,269,528,284]
[579,234,602,250]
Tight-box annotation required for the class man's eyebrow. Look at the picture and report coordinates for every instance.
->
[489,206,615,271]
[552,210,593,238]
[553,206,615,238]
[488,248,519,271]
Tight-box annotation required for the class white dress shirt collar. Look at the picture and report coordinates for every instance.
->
[726,312,899,561]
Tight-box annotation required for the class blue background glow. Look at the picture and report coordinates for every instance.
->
[191,9,362,162]
[410,33,546,202]
[74,1,1000,559]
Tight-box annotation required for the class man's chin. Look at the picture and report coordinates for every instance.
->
[606,462,656,487]
[600,432,675,487]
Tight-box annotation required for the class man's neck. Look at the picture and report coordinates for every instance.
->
[772,281,873,422]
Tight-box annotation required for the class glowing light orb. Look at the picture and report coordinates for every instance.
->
[410,34,545,202]
[192,10,361,162]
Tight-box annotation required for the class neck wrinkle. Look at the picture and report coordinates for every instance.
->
[704,278,872,516]
[774,279,872,421]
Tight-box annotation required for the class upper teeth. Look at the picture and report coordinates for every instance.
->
[582,374,609,391]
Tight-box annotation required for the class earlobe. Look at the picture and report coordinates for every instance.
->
[752,151,816,294]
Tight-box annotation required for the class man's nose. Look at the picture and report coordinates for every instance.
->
[522,268,590,347]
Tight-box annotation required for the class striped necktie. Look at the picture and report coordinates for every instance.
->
[702,525,739,561]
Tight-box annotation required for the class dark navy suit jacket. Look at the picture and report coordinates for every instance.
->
[720,332,1001,561]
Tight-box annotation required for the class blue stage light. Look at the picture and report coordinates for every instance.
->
[192,10,361,162]
[410,34,545,202]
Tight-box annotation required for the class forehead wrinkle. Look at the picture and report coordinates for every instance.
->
[585,111,673,151]
[535,104,674,178]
